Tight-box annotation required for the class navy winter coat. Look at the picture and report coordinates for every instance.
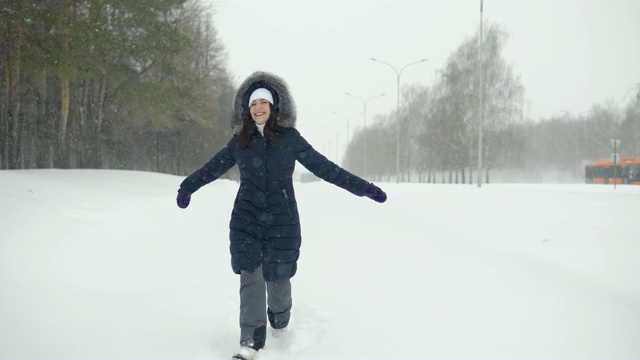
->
[179,72,371,281]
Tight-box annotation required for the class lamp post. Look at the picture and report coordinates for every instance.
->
[370,57,428,183]
[323,125,341,164]
[611,139,621,190]
[345,92,385,179]
[316,134,332,160]
[332,112,362,150]
[324,124,348,165]
[477,0,485,188]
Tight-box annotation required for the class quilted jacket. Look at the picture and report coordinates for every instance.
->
[179,71,370,280]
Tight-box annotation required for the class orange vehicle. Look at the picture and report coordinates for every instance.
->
[585,157,640,185]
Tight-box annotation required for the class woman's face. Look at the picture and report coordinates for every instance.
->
[249,98,271,125]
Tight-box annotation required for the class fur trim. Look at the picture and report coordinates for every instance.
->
[232,71,297,135]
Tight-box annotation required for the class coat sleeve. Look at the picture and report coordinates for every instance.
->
[179,138,237,195]
[293,129,369,196]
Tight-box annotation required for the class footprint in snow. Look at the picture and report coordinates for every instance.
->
[259,304,329,358]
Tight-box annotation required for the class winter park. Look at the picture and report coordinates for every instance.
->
[2,1,640,359]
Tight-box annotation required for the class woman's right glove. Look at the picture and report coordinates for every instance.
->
[364,183,387,203]
[176,189,191,209]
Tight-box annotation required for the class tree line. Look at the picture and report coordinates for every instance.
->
[3,5,639,184]
[342,24,640,183]
[1,0,235,174]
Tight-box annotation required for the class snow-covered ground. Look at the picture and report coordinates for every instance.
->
[1,169,639,359]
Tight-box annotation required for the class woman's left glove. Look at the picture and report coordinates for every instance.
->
[364,183,387,203]
[176,189,191,209]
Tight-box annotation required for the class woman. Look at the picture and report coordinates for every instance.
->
[176,71,386,360]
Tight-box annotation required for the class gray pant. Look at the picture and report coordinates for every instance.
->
[240,266,292,347]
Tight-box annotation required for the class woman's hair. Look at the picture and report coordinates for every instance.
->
[237,104,285,149]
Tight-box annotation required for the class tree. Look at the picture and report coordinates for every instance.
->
[345,23,524,183]
[1,2,28,169]
[434,23,524,183]
[0,0,234,173]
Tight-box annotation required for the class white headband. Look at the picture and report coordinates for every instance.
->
[248,88,274,108]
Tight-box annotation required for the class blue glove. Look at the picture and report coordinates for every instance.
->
[176,189,191,209]
[364,183,387,203]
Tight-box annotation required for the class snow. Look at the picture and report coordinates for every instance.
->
[1,169,639,359]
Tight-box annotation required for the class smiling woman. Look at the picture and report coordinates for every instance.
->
[175,71,387,360]
[249,97,271,125]
[236,79,284,149]
[248,87,274,122]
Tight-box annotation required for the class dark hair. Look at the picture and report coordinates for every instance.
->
[237,103,284,150]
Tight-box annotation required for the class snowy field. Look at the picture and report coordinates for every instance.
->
[1,169,639,359]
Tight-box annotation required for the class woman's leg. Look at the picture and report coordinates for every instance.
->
[239,266,267,349]
[266,278,292,330]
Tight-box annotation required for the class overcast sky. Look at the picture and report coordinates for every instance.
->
[210,0,640,159]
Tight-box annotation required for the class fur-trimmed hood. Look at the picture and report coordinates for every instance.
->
[232,71,297,135]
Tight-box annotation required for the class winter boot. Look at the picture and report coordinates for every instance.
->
[232,338,261,360]
[232,345,258,360]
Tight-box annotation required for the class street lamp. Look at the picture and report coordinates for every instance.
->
[345,92,385,179]
[370,57,428,183]
[316,134,333,160]
[324,123,348,165]
[323,125,341,164]
[611,139,621,190]
[477,0,485,188]
[332,112,362,148]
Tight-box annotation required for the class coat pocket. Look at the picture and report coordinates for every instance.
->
[282,189,293,219]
